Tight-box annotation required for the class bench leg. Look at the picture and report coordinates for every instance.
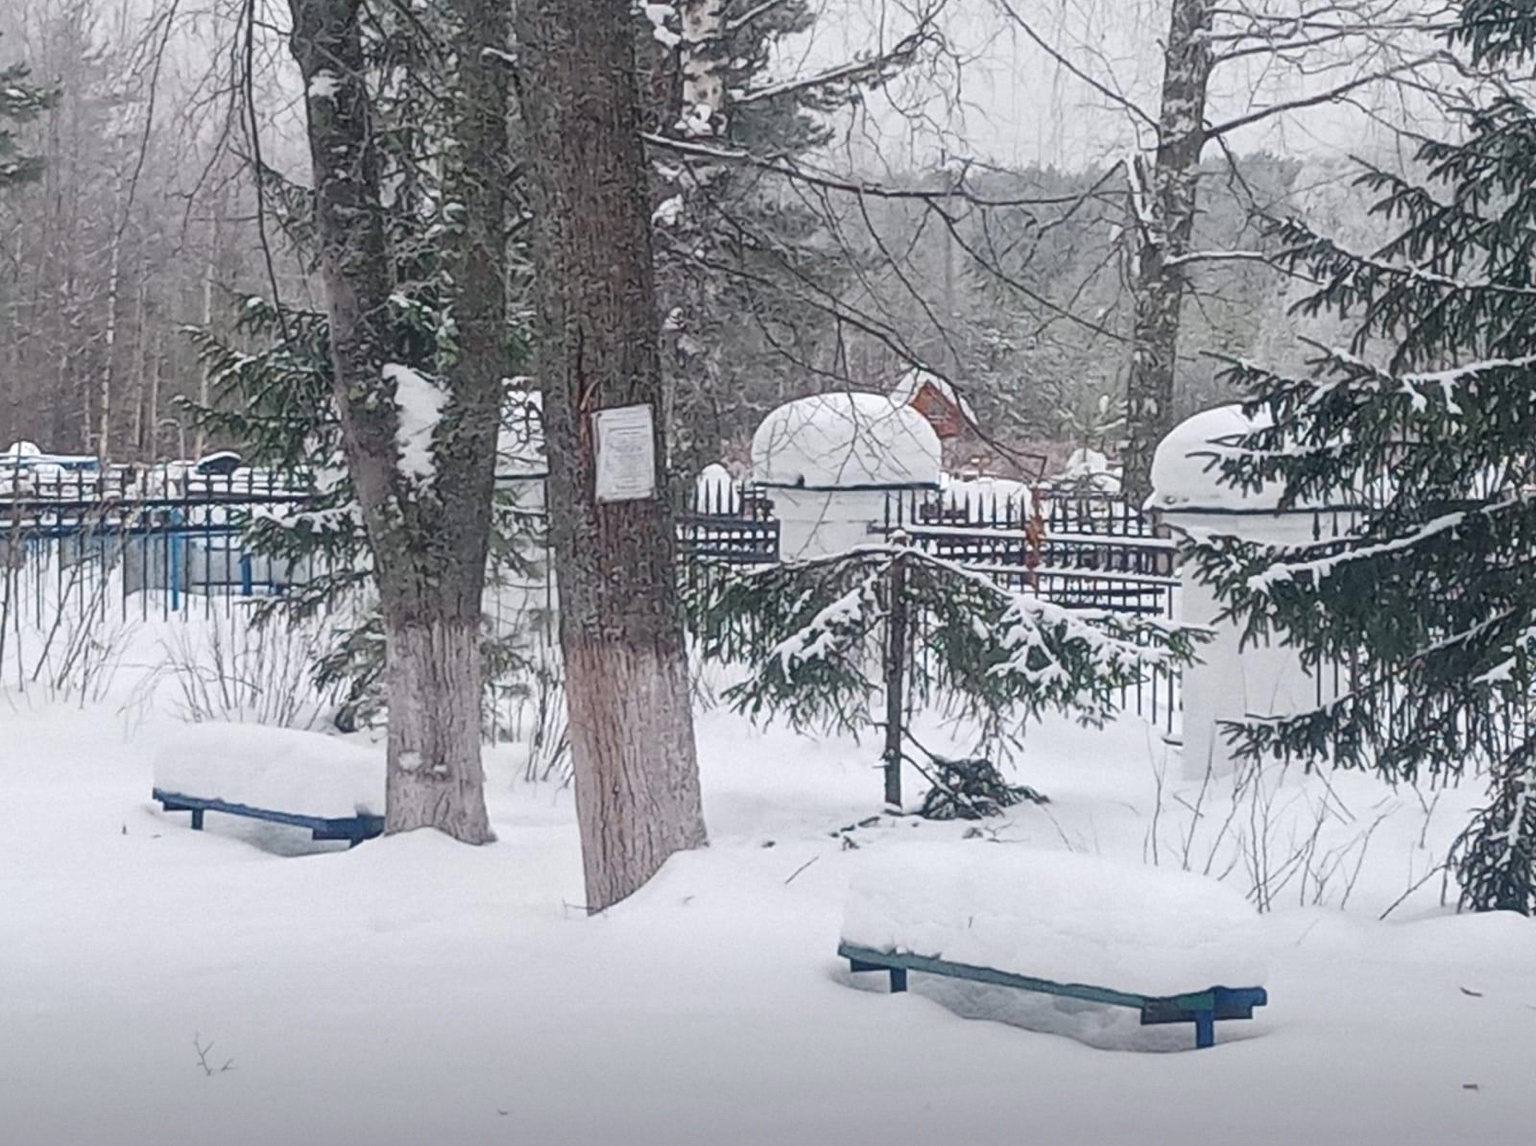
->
[890,968,907,994]
[190,808,204,831]
[1194,1009,1214,1049]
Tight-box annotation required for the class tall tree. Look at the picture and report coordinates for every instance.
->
[641,2,943,473]
[283,0,509,842]
[1190,0,1536,915]
[997,0,1441,502]
[516,0,708,910]
[1120,0,1215,508]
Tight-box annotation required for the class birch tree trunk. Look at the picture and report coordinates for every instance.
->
[517,0,708,911]
[96,203,121,461]
[1120,0,1214,507]
[286,0,506,844]
[678,0,729,136]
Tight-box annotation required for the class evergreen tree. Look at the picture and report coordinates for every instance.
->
[187,1,541,745]
[186,297,545,734]
[0,41,55,189]
[688,541,1203,808]
[1188,0,1536,914]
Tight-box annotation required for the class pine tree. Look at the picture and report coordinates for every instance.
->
[1187,0,1536,914]
[688,540,1203,808]
[0,41,56,189]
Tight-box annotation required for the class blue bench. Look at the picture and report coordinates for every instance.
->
[838,940,1267,1049]
[152,788,384,848]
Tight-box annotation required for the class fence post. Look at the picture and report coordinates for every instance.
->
[169,508,183,612]
[882,535,909,810]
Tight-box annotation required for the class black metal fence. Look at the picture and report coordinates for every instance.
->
[881,487,1177,618]
[0,476,1183,733]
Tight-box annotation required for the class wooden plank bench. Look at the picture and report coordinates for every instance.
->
[838,940,1267,1049]
[152,788,384,848]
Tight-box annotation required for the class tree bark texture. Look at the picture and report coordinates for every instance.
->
[1121,0,1214,508]
[385,614,490,839]
[516,0,709,911]
[287,0,506,842]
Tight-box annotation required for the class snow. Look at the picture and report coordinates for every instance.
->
[942,474,1033,519]
[1149,403,1280,512]
[497,386,545,478]
[2,661,1534,1144]
[385,362,447,485]
[678,101,714,137]
[1053,446,1122,493]
[307,71,340,101]
[2,438,42,459]
[643,3,681,48]
[652,194,683,227]
[751,391,941,489]
[694,462,740,513]
[842,842,1266,997]
[152,721,385,818]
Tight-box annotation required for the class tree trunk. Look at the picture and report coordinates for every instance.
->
[384,611,490,838]
[195,255,214,459]
[1120,0,1214,507]
[97,210,120,462]
[287,0,504,844]
[678,0,729,137]
[146,328,162,461]
[517,0,708,912]
[129,276,147,462]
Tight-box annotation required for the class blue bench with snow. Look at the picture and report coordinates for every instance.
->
[838,843,1268,1049]
[151,722,386,848]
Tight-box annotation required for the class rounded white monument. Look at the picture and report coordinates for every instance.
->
[1151,404,1339,779]
[751,392,941,560]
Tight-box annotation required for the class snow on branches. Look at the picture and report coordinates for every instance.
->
[686,542,1205,749]
[1182,7,1536,913]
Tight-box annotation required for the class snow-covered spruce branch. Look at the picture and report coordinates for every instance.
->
[684,544,1206,741]
[1245,496,1533,595]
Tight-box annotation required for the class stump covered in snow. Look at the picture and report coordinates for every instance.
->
[750,392,940,560]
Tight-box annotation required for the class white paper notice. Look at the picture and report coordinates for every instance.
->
[593,403,657,503]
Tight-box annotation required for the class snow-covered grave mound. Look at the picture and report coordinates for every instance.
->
[841,842,1267,998]
[152,722,386,819]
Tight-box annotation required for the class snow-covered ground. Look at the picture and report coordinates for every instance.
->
[2,692,1531,1146]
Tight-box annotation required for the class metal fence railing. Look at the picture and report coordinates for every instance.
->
[1,475,1185,734]
[881,487,1178,618]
